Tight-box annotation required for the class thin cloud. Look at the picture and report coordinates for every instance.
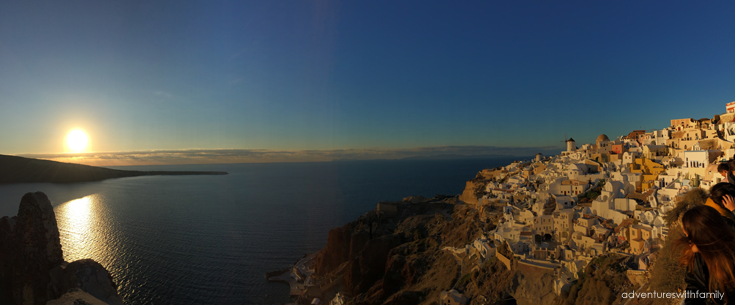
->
[18,145,562,167]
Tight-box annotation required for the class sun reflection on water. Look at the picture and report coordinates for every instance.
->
[55,194,110,263]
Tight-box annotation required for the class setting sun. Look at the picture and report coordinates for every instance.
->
[66,129,89,152]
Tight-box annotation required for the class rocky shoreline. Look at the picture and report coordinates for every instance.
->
[0,192,123,305]
[266,253,318,302]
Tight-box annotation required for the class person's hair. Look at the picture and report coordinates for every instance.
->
[729,158,735,172]
[718,163,730,173]
[676,205,735,296]
[709,183,735,210]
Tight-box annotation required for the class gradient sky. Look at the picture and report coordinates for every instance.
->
[1,1,733,163]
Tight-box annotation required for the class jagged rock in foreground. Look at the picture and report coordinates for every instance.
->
[12,192,64,303]
[0,192,123,305]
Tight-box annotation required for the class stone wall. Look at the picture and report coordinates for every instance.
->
[496,251,512,270]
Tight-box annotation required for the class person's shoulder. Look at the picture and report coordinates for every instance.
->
[704,199,735,223]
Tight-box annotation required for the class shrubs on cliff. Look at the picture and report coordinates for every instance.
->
[664,188,707,225]
[579,180,605,203]
[641,230,687,305]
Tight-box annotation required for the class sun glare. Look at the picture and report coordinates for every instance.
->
[66,129,89,152]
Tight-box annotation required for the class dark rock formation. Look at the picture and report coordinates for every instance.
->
[347,233,403,295]
[0,215,17,304]
[11,192,64,304]
[46,288,109,305]
[315,224,355,276]
[53,260,122,305]
[0,192,123,305]
[382,290,424,305]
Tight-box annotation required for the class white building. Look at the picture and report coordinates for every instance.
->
[440,289,468,305]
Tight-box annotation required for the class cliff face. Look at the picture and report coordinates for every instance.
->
[459,180,484,205]
[0,192,123,305]
[311,196,496,305]
[508,263,558,305]
[308,194,629,305]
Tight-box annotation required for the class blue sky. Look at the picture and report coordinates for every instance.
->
[1,1,733,164]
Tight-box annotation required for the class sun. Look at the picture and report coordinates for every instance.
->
[66,129,89,152]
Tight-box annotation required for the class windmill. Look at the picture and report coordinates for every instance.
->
[559,132,568,144]
[561,133,576,152]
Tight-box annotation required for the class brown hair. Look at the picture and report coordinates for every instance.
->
[719,163,730,174]
[676,205,735,297]
[710,182,735,211]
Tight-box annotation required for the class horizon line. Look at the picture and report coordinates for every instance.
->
[14,145,563,167]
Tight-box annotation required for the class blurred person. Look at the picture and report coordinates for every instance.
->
[705,183,735,224]
[727,158,735,187]
[718,163,730,183]
[677,205,735,305]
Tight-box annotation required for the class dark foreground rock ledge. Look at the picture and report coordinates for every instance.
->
[0,192,123,305]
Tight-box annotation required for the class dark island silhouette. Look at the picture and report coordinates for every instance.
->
[0,154,227,184]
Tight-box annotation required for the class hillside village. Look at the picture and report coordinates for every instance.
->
[277,103,735,305]
[441,102,735,303]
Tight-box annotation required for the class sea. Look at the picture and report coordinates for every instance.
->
[0,157,525,304]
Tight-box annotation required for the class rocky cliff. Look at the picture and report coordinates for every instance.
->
[306,195,507,305]
[458,168,505,205]
[0,192,123,305]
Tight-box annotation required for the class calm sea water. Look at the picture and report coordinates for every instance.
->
[0,158,523,304]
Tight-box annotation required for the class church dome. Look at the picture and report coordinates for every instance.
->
[596,134,610,143]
